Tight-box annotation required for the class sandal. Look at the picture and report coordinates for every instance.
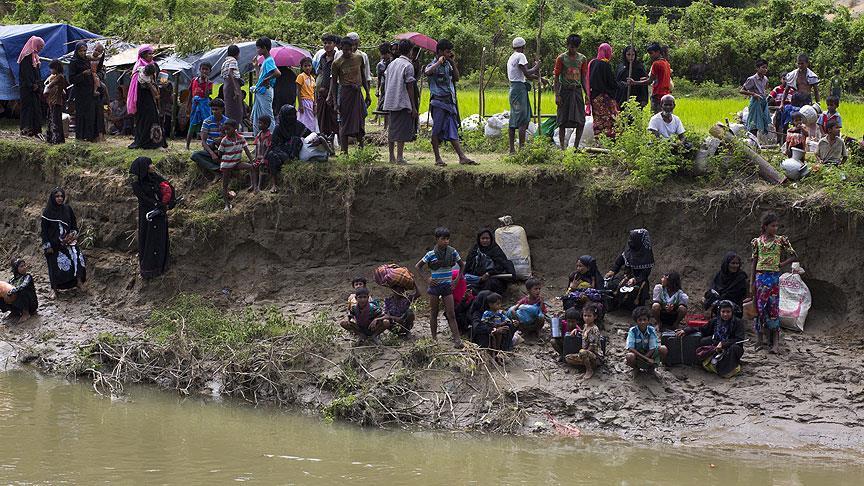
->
[434,160,447,167]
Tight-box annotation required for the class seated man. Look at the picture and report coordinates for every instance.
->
[676,300,746,378]
[190,98,228,181]
[339,287,388,345]
[647,94,685,141]
[815,119,847,165]
[625,306,667,374]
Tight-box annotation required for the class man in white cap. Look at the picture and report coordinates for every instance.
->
[335,32,373,107]
[507,37,540,154]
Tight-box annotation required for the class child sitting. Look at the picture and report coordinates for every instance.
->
[816,119,847,165]
[651,271,689,330]
[565,303,602,380]
[785,112,809,157]
[480,292,515,360]
[509,278,547,336]
[625,306,667,374]
[250,114,272,193]
[347,276,368,312]
[415,227,465,349]
[339,287,388,345]
[0,257,38,323]
[218,118,254,211]
[382,286,415,336]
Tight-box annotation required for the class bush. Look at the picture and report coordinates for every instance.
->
[504,136,562,165]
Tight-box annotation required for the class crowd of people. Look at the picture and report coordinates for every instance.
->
[338,211,798,381]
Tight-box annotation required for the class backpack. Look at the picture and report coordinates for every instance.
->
[374,264,416,291]
[159,180,178,209]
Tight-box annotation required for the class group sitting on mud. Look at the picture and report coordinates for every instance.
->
[336,211,797,381]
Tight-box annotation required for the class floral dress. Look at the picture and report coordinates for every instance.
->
[751,235,796,332]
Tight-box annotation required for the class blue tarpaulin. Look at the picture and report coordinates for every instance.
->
[0,23,99,100]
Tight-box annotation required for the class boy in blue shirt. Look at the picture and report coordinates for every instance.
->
[625,306,667,374]
[415,227,465,348]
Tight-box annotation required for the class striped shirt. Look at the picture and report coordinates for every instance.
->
[202,115,228,145]
[422,247,460,285]
[219,134,248,169]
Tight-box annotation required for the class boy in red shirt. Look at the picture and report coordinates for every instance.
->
[629,43,670,114]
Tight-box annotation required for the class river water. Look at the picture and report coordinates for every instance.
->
[0,371,861,485]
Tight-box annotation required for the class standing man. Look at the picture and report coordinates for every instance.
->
[425,39,477,166]
[328,36,370,153]
[507,37,540,154]
[252,37,280,134]
[315,34,340,144]
[335,32,373,108]
[629,43,671,114]
[381,39,417,164]
[553,34,588,150]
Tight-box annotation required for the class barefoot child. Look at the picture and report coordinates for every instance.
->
[651,271,689,330]
[751,211,797,353]
[295,57,318,132]
[625,306,667,373]
[0,258,38,323]
[480,293,515,359]
[218,119,254,211]
[250,115,272,193]
[509,278,547,336]
[339,287,388,344]
[347,276,368,313]
[415,227,465,348]
[565,303,601,380]
[785,112,808,157]
[382,287,415,336]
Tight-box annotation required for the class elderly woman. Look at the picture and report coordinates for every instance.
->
[463,228,515,295]
[17,36,45,137]
[41,188,87,293]
[677,300,747,378]
[0,258,39,323]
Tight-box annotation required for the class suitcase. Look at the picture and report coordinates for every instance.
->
[661,331,702,366]
[562,334,582,357]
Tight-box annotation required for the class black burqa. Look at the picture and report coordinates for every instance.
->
[705,252,749,313]
[130,157,169,278]
[463,228,515,294]
[0,259,38,317]
[18,57,43,136]
[468,290,493,348]
[589,59,617,100]
[69,43,99,142]
[41,188,87,290]
[615,46,649,108]
[131,69,162,149]
[266,105,311,173]
[690,312,747,377]
[272,67,297,114]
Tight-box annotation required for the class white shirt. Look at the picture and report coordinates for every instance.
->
[507,52,528,82]
[648,112,685,138]
[334,49,372,82]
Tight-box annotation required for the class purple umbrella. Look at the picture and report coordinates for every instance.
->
[269,45,312,67]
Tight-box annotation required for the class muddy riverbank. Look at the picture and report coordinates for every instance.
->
[1,139,863,455]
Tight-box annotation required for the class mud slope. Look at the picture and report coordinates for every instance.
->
[0,143,860,331]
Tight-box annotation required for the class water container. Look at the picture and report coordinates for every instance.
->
[495,216,532,278]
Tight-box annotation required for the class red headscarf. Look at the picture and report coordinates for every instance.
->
[585,43,613,116]
[17,36,45,68]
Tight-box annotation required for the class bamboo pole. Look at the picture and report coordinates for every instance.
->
[535,0,546,128]
[626,16,636,101]
[479,46,486,118]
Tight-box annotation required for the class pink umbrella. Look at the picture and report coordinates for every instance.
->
[269,45,312,67]
[395,32,437,53]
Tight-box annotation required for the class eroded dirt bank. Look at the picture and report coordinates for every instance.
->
[1,141,864,455]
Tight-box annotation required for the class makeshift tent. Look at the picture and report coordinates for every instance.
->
[0,23,99,100]
[194,40,286,84]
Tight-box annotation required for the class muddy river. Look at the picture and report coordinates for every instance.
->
[1,371,862,484]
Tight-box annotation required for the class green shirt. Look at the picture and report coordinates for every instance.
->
[554,52,587,89]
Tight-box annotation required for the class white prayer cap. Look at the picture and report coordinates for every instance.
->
[512,37,526,48]
[347,32,360,41]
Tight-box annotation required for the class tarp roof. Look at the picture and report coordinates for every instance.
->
[0,23,99,100]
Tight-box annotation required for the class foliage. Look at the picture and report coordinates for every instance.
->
[504,135,562,165]
[335,144,382,167]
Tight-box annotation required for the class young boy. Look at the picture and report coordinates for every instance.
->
[740,59,770,138]
[218,119,254,211]
[816,119,847,165]
[186,62,214,149]
[507,37,540,154]
[382,286,415,336]
[482,293,515,359]
[415,227,465,348]
[829,68,843,100]
[375,42,393,126]
[565,303,601,380]
[510,278,547,336]
[347,276,368,313]
[339,287,388,345]
[250,114,272,193]
[553,34,588,150]
[424,39,477,166]
[629,43,671,114]
[782,54,819,107]
[625,306,667,374]
[44,60,68,145]
[191,98,228,180]
[818,95,842,132]
[296,58,318,133]
[158,71,174,141]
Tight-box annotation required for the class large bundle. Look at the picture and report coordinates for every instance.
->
[374,264,416,291]
[779,263,811,332]
[494,215,531,279]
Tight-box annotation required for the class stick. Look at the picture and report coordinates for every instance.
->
[626,15,636,101]
[535,0,546,128]
[479,46,486,119]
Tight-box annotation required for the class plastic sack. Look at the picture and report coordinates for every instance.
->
[485,113,507,129]
[461,114,482,131]
[495,215,532,279]
[484,124,502,138]
[418,111,432,127]
[509,304,544,325]
[779,264,811,331]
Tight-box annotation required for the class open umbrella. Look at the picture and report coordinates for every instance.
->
[395,32,437,53]
[270,45,312,68]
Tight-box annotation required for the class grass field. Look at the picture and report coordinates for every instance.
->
[388,88,864,138]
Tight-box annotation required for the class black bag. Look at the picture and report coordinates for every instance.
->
[661,331,702,366]
[563,334,582,357]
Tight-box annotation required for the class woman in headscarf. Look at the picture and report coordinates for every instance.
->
[221,44,245,124]
[41,188,86,293]
[130,157,169,279]
[678,300,746,378]
[17,36,45,137]
[586,43,619,138]
[463,228,515,295]
[563,255,606,323]
[127,45,161,149]
[91,42,108,141]
[69,42,99,142]
[605,228,654,308]
[0,258,38,323]
[468,290,493,348]
[704,251,749,318]
[265,104,310,192]
[615,46,649,109]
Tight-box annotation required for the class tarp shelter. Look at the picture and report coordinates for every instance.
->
[195,40,287,84]
[0,23,99,100]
